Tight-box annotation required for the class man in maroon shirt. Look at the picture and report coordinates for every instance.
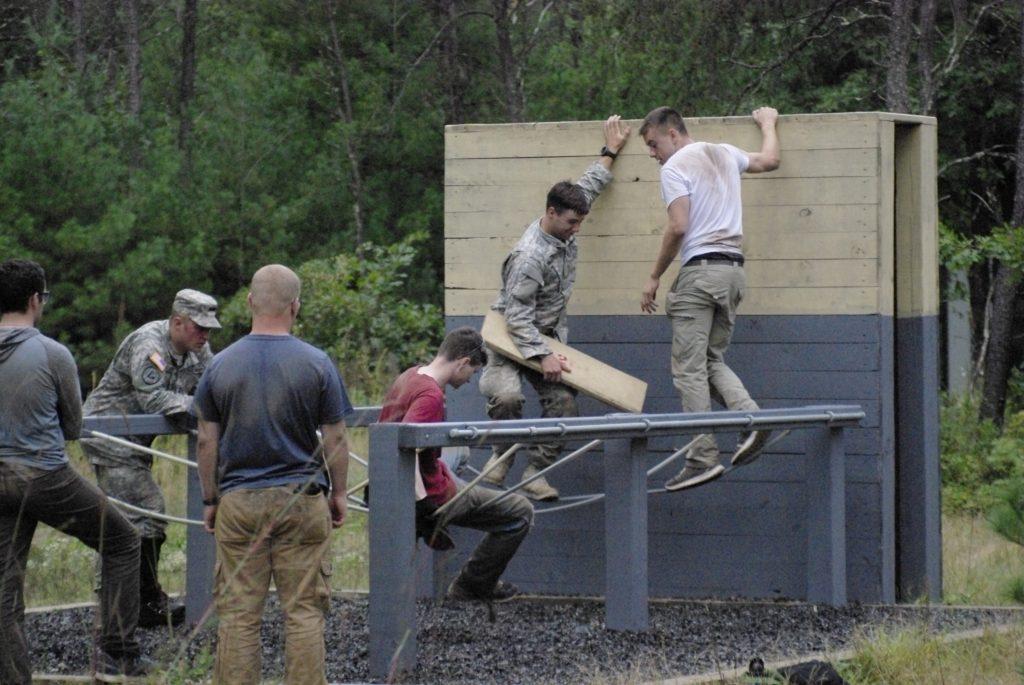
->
[380,327,533,601]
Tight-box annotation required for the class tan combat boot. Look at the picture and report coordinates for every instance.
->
[520,465,559,501]
[481,451,512,486]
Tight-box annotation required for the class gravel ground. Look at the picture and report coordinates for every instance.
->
[26,596,1024,683]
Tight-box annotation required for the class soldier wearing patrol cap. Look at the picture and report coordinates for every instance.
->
[80,288,220,627]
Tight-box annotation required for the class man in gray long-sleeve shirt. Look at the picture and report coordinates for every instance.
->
[479,115,631,501]
[0,259,147,682]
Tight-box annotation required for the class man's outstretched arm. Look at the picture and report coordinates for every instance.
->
[745,106,780,173]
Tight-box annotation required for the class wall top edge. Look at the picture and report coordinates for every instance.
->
[446,112,936,133]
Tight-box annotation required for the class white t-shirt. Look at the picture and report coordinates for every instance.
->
[659,141,749,264]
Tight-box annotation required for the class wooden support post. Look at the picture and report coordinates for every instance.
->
[805,426,847,606]
[368,424,418,679]
[603,437,649,630]
[184,430,214,624]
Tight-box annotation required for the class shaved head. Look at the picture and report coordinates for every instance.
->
[249,264,300,316]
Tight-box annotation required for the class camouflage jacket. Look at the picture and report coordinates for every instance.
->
[491,161,613,358]
[80,319,212,465]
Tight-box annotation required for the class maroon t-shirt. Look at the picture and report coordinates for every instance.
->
[379,366,457,506]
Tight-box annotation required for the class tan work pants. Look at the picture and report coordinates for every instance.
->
[213,486,332,685]
[667,263,758,468]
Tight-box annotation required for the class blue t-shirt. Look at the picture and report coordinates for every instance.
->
[191,334,352,494]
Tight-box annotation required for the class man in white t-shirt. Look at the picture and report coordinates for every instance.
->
[639,106,780,491]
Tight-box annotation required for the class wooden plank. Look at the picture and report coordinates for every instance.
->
[447,286,880,316]
[445,203,879,238]
[445,176,877,212]
[446,259,877,290]
[481,310,648,413]
[878,121,896,317]
[445,117,881,159]
[895,123,940,318]
[444,148,878,185]
[445,232,878,264]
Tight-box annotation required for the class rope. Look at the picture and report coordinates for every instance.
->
[82,430,197,468]
[107,497,204,526]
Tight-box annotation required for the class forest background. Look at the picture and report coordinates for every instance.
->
[3,0,1024,504]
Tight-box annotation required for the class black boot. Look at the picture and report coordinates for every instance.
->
[138,536,185,628]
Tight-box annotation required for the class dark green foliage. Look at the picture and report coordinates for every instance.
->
[942,393,1024,513]
[216,234,442,403]
[0,0,1021,407]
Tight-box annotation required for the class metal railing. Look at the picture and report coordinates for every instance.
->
[366,404,864,680]
[80,405,382,623]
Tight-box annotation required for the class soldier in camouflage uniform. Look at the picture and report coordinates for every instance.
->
[479,115,631,501]
[80,289,220,627]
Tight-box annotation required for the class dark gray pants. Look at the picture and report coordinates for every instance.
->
[0,462,141,685]
[441,485,533,593]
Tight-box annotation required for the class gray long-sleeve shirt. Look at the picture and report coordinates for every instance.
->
[0,327,82,469]
[491,161,613,358]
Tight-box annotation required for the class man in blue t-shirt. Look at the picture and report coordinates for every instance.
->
[193,264,352,685]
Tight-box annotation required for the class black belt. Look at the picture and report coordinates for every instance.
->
[684,252,744,267]
[293,482,325,495]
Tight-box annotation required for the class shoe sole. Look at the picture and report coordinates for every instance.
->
[522,490,559,502]
[664,464,725,492]
[731,432,772,467]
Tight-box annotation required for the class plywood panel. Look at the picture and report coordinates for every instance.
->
[447,259,877,290]
[445,176,877,212]
[878,121,896,317]
[895,123,940,318]
[445,148,878,185]
[446,117,880,159]
[444,204,878,238]
[446,286,879,316]
[481,310,648,413]
[446,232,878,264]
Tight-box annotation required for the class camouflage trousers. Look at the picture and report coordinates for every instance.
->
[478,348,578,469]
[94,464,167,540]
[213,486,332,685]
[667,263,758,468]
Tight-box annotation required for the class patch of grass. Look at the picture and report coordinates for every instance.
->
[25,429,372,607]
[943,513,1024,606]
[837,624,1024,685]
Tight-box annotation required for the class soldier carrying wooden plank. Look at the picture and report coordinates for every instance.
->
[478,115,631,501]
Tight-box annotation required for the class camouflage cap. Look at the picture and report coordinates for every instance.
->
[172,289,221,329]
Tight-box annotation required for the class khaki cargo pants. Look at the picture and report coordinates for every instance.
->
[213,486,332,685]
[667,263,759,468]
[478,348,578,469]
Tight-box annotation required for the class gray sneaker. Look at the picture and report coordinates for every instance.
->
[481,451,512,486]
[664,464,725,492]
[731,430,772,466]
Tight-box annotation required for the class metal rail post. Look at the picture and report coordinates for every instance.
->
[805,425,847,605]
[603,437,649,630]
[368,423,418,680]
[184,430,215,624]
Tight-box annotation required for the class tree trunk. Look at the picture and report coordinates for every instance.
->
[979,0,1024,425]
[323,0,366,247]
[917,0,937,114]
[104,1,119,96]
[492,0,525,122]
[885,0,914,113]
[123,0,141,120]
[177,0,198,168]
[437,0,464,123]
[72,0,85,77]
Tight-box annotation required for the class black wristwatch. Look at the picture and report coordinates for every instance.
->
[600,145,618,159]
[203,495,219,506]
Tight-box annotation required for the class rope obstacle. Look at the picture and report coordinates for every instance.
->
[80,426,793,527]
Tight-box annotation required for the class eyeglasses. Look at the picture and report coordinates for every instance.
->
[39,290,51,304]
